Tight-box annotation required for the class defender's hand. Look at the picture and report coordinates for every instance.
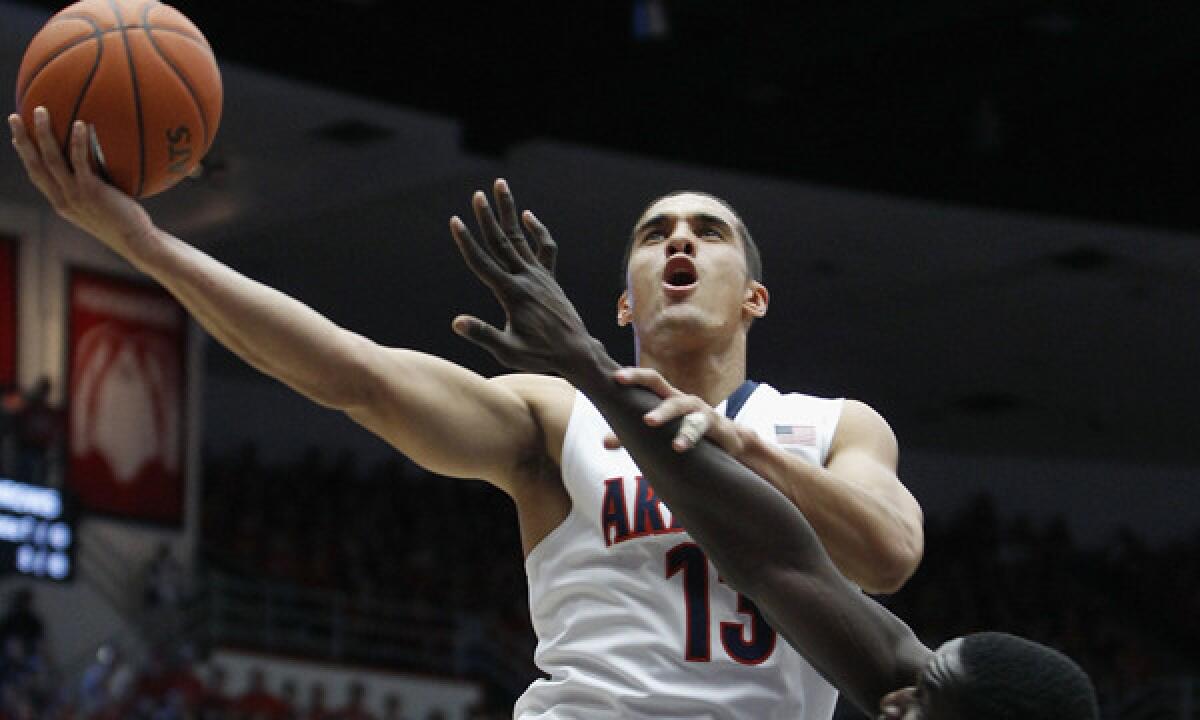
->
[9,108,154,254]
[602,367,749,454]
[450,179,600,377]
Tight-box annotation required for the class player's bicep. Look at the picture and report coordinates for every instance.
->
[344,347,542,487]
[828,402,923,543]
[825,445,921,532]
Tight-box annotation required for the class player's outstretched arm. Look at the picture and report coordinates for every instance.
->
[451,186,931,713]
[9,111,542,485]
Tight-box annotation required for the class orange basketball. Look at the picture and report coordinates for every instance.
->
[15,0,223,198]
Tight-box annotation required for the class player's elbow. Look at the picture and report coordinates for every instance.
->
[301,332,380,411]
[860,530,923,595]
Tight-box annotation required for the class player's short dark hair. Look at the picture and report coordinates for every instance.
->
[957,633,1098,720]
[621,191,763,287]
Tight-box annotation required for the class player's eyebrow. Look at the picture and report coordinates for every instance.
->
[635,213,670,237]
[635,212,734,237]
[690,213,733,234]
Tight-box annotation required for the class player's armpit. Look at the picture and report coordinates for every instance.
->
[343,348,563,491]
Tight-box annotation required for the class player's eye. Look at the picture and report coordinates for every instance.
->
[642,231,665,243]
[700,226,723,239]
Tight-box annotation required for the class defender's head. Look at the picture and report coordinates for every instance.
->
[618,191,767,349]
[881,633,1098,720]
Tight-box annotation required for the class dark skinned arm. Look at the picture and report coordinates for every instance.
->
[450,180,930,714]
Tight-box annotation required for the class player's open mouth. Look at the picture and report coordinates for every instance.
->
[662,256,698,297]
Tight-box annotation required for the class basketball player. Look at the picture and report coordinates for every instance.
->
[11,109,923,718]
[446,188,1100,719]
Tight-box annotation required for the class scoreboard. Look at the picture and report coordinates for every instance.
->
[0,478,73,581]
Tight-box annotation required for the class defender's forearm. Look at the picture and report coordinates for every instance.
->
[567,347,828,593]
[566,348,928,712]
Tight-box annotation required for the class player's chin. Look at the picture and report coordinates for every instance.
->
[647,309,713,337]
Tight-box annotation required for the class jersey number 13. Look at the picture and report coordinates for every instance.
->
[666,542,777,664]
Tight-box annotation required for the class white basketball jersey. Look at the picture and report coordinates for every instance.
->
[515,382,844,719]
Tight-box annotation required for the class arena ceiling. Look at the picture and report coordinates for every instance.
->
[19,0,1200,234]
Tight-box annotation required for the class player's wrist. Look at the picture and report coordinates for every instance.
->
[558,337,619,391]
[111,220,169,270]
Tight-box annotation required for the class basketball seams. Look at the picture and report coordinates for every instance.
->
[103,0,146,197]
[16,15,102,108]
[17,27,209,108]
[63,33,106,160]
[141,0,208,48]
[21,0,220,197]
[140,1,210,150]
[22,26,210,50]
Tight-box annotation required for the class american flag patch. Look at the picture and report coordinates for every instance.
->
[775,424,816,449]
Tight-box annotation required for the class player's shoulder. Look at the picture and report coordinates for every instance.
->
[492,372,574,401]
[829,398,897,458]
[766,386,895,453]
[761,383,842,414]
[492,373,575,425]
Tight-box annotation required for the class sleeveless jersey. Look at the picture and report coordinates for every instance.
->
[515,382,845,719]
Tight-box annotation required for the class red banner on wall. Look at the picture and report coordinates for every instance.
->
[67,270,187,525]
[0,236,15,388]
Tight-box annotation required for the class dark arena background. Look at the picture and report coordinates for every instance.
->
[1,1,1198,718]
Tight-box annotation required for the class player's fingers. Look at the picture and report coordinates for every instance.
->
[451,314,511,360]
[450,216,509,291]
[613,366,677,399]
[33,107,73,189]
[644,395,703,427]
[602,432,623,450]
[86,125,115,185]
[68,121,91,183]
[9,114,68,208]
[523,210,558,274]
[472,191,524,272]
[493,179,537,265]
[675,411,710,452]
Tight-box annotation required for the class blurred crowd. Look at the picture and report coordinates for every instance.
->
[200,448,1200,708]
[0,377,64,487]
[2,443,1196,718]
[0,595,473,720]
[883,494,1200,701]
[200,446,529,628]
[71,656,431,720]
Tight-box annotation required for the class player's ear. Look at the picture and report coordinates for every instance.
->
[743,281,768,320]
[616,290,633,327]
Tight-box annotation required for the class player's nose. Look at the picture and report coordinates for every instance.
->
[665,234,696,257]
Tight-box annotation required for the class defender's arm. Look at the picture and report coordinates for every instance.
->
[571,360,931,713]
[606,370,922,593]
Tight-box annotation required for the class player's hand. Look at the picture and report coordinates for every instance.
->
[602,367,749,454]
[450,179,598,376]
[9,107,154,255]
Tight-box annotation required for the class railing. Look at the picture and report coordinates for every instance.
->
[69,529,208,678]
[55,549,1200,715]
[206,573,456,669]
[203,572,542,696]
